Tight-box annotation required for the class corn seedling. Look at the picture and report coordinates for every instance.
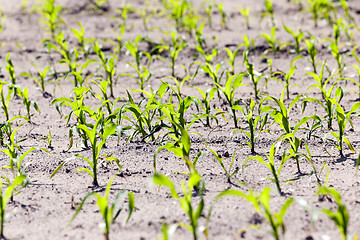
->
[0,81,14,122]
[208,149,239,183]
[125,91,162,142]
[113,3,133,29]
[262,0,275,27]
[124,36,153,91]
[303,72,342,130]
[267,87,316,174]
[153,173,206,240]
[91,80,122,116]
[317,186,349,240]
[16,87,40,123]
[326,101,360,157]
[233,98,271,154]
[158,30,188,77]
[71,22,95,59]
[203,1,213,28]
[136,2,157,31]
[5,54,16,86]
[93,43,118,97]
[238,7,251,29]
[243,141,293,195]
[21,65,52,97]
[212,73,245,128]
[52,87,95,149]
[210,187,293,240]
[304,37,318,74]
[192,87,221,128]
[51,112,119,187]
[154,123,200,176]
[271,56,302,99]
[39,0,65,41]
[225,47,239,75]
[261,27,282,53]
[244,50,263,99]
[201,63,225,101]
[195,45,218,65]
[283,25,305,54]
[0,175,27,239]
[216,3,227,29]
[69,176,135,240]
[89,0,109,13]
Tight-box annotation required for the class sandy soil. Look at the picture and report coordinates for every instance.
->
[0,0,360,239]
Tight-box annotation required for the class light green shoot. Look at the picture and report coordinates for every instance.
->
[243,141,292,195]
[329,101,360,157]
[210,187,293,240]
[238,7,250,29]
[0,175,27,239]
[212,73,246,128]
[51,112,120,187]
[317,186,349,240]
[16,87,40,122]
[283,25,305,54]
[232,98,271,154]
[69,176,135,240]
[153,173,206,240]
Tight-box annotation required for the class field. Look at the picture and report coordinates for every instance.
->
[0,0,360,239]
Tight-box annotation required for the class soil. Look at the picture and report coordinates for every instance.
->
[0,0,360,239]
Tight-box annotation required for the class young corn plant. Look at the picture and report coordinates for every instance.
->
[52,87,95,150]
[261,27,282,53]
[243,141,293,196]
[271,56,302,99]
[192,87,222,128]
[71,22,95,59]
[244,50,263,99]
[124,36,152,90]
[93,43,118,98]
[91,80,122,116]
[51,112,119,187]
[212,73,246,128]
[304,37,318,74]
[317,186,349,240]
[39,0,65,42]
[261,0,275,26]
[303,75,342,130]
[216,3,227,29]
[201,63,225,101]
[125,91,162,142]
[153,173,206,240]
[136,2,157,31]
[283,25,305,54]
[327,101,360,157]
[158,30,188,77]
[21,65,52,97]
[203,1,213,28]
[267,87,318,175]
[225,47,239,75]
[238,7,251,29]
[232,98,271,154]
[210,187,293,240]
[16,87,40,123]
[1,123,47,201]
[0,81,14,122]
[69,176,135,240]
[0,175,27,239]
[208,149,239,183]
[5,53,17,86]
[154,123,200,177]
